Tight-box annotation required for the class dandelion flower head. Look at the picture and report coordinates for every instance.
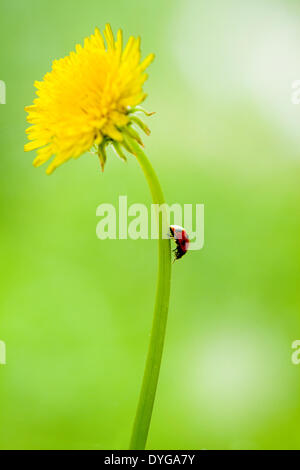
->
[24,24,154,174]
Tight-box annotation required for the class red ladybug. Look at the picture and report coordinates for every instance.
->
[170,225,190,261]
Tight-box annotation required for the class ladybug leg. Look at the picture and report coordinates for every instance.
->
[172,247,182,262]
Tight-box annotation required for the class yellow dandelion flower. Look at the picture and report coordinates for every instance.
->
[24,24,154,175]
[24,26,174,451]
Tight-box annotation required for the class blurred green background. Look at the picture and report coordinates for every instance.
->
[1,0,300,450]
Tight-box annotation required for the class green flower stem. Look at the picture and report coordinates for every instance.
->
[128,138,172,450]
